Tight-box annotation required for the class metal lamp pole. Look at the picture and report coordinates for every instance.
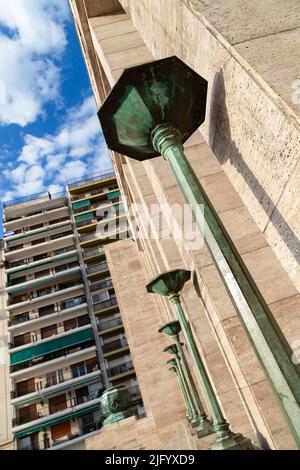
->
[167,358,194,423]
[162,326,213,438]
[98,56,300,447]
[149,270,253,450]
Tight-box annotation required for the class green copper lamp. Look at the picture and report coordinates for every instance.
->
[98,56,300,447]
[164,344,200,428]
[149,269,253,450]
[162,329,213,438]
[169,365,193,422]
[167,357,194,423]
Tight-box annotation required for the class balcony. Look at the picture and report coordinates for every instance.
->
[68,170,115,189]
[108,361,134,379]
[73,200,117,215]
[97,317,123,333]
[86,262,108,275]
[16,418,102,450]
[12,392,101,428]
[9,317,90,349]
[90,279,113,293]
[6,248,77,275]
[102,338,128,354]
[4,234,74,261]
[93,298,117,314]
[10,347,97,382]
[8,297,86,327]
[80,227,129,246]
[6,266,81,294]
[4,220,71,244]
[10,327,94,373]
[75,204,124,227]
[4,191,66,209]
[8,284,84,310]
[11,366,100,401]
[71,185,119,202]
[83,247,104,260]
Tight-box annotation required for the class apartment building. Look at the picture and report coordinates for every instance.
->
[1,171,143,450]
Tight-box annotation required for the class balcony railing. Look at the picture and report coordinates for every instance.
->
[83,247,104,259]
[80,232,98,243]
[76,218,100,228]
[3,191,66,208]
[12,392,101,427]
[8,283,82,307]
[60,296,86,311]
[11,362,100,399]
[10,340,95,374]
[102,338,128,354]
[73,200,116,215]
[108,361,134,378]
[6,265,79,289]
[94,297,117,313]
[68,170,115,189]
[52,420,102,447]
[97,317,123,332]
[71,186,118,201]
[86,262,108,275]
[8,297,86,327]
[17,420,102,450]
[9,318,90,350]
[90,279,113,293]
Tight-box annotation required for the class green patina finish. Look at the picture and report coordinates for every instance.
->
[150,271,254,450]
[100,386,132,426]
[98,56,207,161]
[166,355,199,428]
[163,333,213,438]
[98,56,300,447]
[148,270,191,298]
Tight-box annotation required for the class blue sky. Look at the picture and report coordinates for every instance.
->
[0,0,111,236]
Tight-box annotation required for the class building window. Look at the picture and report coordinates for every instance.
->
[35,269,50,279]
[31,238,46,246]
[41,324,58,339]
[46,370,64,387]
[38,304,55,317]
[51,420,71,443]
[49,393,67,414]
[33,253,48,262]
[71,361,85,378]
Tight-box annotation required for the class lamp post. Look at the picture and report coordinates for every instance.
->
[148,269,253,450]
[162,327,213,438]
[164,344,200,428]
[167,358,194,423]
[98,56,300,446]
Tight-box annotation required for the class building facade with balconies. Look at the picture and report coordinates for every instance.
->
[1,172,143,450]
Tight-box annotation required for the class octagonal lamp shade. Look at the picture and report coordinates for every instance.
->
[98,56,208,161]
[167,358,177,367]
[146,269,191,297]
[163,344,178,355]
[159,320,182,337]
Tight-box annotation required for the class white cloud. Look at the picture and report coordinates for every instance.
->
[19,135,56,165]
[58,160,87,182]
[0,0,69,126]
[2,95,112,201]
[48,183,63,195]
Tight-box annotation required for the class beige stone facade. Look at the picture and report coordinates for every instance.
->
[69,0,300,450]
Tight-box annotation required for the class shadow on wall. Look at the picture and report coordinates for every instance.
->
[208,70,300,268]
